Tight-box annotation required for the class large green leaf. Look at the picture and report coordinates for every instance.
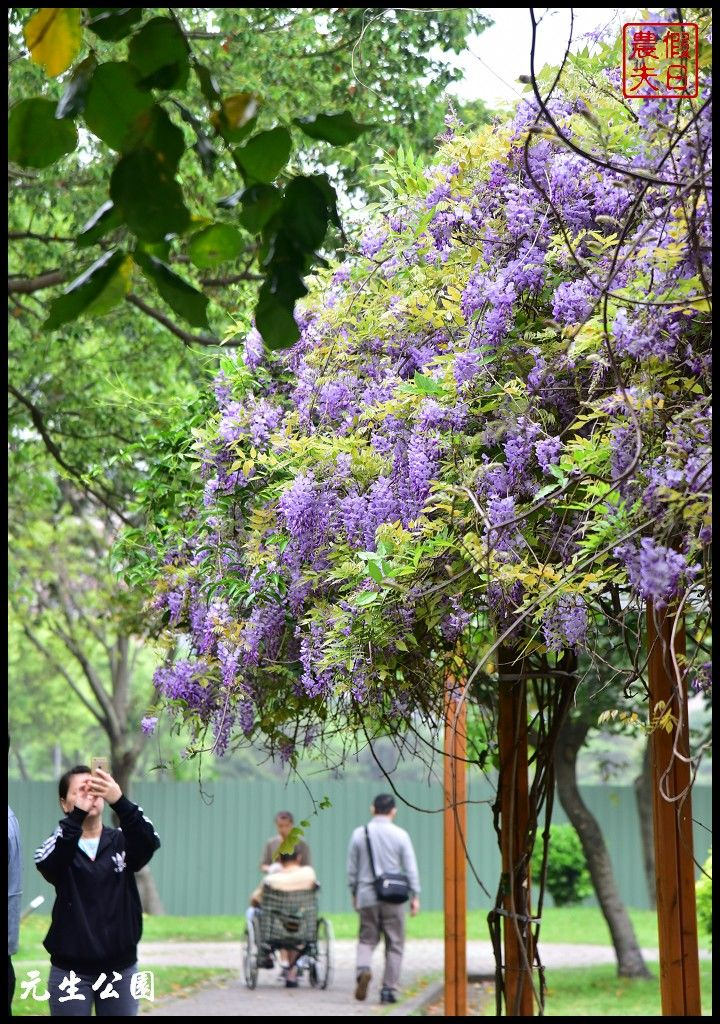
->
[56,54,97,119]
[134,105,185,171]
[278,176,331,251]
[187,224,244,270]
[110,149,190,242]
[86,7,143,41]
[83,62,155,151]
[238,185,282,234]
[83,254,133,317]
[76,200,123,247]
[255,285,300,350]
[133,250,210,328]
[128,16,190,91]
[294,111,374,145]
[8,99,77,168]
[235,126,292,184]
[43,250,126,330]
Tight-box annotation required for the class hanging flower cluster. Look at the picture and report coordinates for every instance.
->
[137,53,711,760]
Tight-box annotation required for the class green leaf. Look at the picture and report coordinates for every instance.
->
[238,185,282,233]
[24,7,83,78]
[355,591,379,607]
[255,288,300,350]
[367,561,384,584]
[262,263,308,307]
[133,105,185,170]
[413,372,445,396]
[133,250,209,328]
[127,16,190,90]
[294,111,374,145]
[110,149,190,242]
[83,253,133,317]
[8,99,78,168]
[56,53,97,119]
[136,239,171,261]
[193,61,220,105]
[43,250,126,330]
[307,172,341,227]
[187,224,244,269]
[278,176,331,251]
[210,94,259,142]
[86,7,143,41]
[76,200,123,247]
[83,62,155,151]
[235,126,292,184]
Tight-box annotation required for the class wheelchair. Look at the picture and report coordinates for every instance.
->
[242,883,334,990]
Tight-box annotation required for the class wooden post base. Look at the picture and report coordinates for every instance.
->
[444,680,468,1016]
[647,603,701,1016]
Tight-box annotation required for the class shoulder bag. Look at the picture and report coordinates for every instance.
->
[364,826,410,904]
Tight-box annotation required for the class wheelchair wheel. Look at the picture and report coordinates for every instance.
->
[243,919,259,989]
[309,917,334,989]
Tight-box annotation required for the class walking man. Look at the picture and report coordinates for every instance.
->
[347,793,420,1005]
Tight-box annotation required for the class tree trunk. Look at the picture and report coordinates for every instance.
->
[14,746,30,781]
[135,865,166,915]
[633,738,656,910]
[555,717,651,978]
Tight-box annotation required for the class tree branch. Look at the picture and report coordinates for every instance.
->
[8,269,67,294]
[9,231,76,243]
[49,614,123,743]
[7,384,134,526]
[126,293,242,347]
[200,271,263,287]
[22,624,109,730]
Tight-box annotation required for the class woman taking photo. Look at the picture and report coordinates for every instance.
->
[34,764,160,1016]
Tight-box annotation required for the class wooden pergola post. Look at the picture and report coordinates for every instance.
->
[497,654,534,1016]
[444,680,467,1016]
[647,603,701,1016]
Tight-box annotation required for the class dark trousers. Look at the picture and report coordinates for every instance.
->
[48,963,139,1017]
[9,956,15,1015]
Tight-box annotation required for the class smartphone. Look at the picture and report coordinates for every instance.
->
[91,757,110,775]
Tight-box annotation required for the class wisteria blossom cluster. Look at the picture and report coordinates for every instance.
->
[140,60,711,759]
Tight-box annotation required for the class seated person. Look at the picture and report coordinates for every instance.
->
[248,849,317,988]
[260,811,312,873]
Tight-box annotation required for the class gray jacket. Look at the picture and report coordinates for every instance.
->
[347,815,420,909]
[8,805,22,956]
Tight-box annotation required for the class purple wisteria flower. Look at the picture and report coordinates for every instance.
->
[542,595,588,652]
[140,717,158,735]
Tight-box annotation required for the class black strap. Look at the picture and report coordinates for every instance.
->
[364,826,378,881]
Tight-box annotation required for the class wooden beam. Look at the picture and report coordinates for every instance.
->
[444,679,467,1016]
[498,654,534,1016]
[647,603,701,1016]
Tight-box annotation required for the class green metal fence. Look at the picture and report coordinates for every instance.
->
[9,778,711,915]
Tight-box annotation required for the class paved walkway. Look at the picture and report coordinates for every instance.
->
[139,939,708,1016]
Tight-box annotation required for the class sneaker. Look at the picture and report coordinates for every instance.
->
[380,988,398,1004]
[355,969,372,1001]
[285,979,299,988]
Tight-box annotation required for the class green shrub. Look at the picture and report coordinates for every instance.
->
[531,824,593,907]
[695,850,711,941]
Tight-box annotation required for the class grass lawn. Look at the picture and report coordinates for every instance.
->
[475,962,713,1017]
[11,965,233,1017]
[17,906,711,949]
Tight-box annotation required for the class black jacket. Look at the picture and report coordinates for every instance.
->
[35,795,160,972]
